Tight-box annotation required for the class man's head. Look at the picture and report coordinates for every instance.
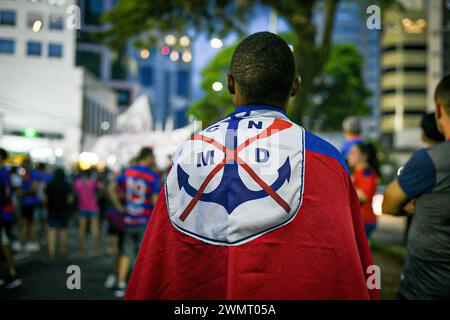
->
[137,147,155,168]
[22,157,32,170]
[342,116,362,138]
[420,112,445,146]
[38,162,47,172]
[228,32,299,109]
[434,74,450,138]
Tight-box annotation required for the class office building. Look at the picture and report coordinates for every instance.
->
[380,1,428,149]
[0,0,118,164]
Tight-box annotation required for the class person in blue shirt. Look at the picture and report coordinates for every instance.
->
[36,163,51,243]
[383,75,450,299]
[108,147,161,298]
[0,148,22,289]
[17,158,40,252]
[341,116,363,159]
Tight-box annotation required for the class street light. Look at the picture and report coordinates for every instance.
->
[179,36,190,47]
[165,34,177,46]
[212,81,223,91]
[182,51,192,63]
[161,46,171,56]
[140,49,150,59]
[170,50,179,61]
[210,38,223,49]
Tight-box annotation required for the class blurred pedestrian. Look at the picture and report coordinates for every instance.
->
[108,147,160,298]
[347,143,380,240]
[46,168,72,259]
[74,169,102,256]
[402,112,445,244]
[36,163,51,243]
[383,75,450,299]
[17,158,40,252]
[104,170,125,290]
[341,116,363,159]
[0,148,22,289]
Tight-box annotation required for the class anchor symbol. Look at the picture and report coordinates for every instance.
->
[177,114,293,222]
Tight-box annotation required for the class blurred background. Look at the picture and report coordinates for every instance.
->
[0,0,449,299]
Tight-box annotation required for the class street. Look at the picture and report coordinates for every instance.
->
[0,214,407,300]
[0,225,118,300]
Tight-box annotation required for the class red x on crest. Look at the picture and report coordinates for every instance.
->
[179,118,293,222]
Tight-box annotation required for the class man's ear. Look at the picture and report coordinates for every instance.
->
[227,73,235,95]
[435,102,445,134]
[435,102,442,119]
[290,75,301,97]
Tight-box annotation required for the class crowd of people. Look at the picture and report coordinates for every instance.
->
[0,146,163,298]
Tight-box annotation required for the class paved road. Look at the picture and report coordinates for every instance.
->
[1,214,406,300]
[372,214,406,248]
[0,226,119,300]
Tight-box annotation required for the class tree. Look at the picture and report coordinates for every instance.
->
[100,0,341,125]
[309,44,371,131]
[189,45,236,126]
[190,41,371,130]
[100,0,396,125]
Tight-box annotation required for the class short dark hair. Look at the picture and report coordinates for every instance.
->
[137,147,154,161]
[230,32,295,107]
[0,148,8,161]
[421,112,445,143]
[435,74,450,112]
[355,142,380,177]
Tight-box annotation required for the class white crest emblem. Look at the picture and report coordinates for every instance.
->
[166,108,305,246]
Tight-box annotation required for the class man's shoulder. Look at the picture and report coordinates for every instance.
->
[304,131,349,174]
[427,141,450,168]
[127,165,157,181]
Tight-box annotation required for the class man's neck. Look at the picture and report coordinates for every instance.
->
[138,161,149,168]
[345,133,361,140]
[234,102,287,111]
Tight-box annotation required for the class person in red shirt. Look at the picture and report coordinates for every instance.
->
[347,143,380,240]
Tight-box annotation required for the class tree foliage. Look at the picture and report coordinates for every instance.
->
[99,0,395,125]
[309,44,371,131]
[190,41,371,131]
[99,0,341,125]
[189,45,236,127]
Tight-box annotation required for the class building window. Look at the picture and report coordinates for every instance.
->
[0,10,16,26]
[48,43,63,58]
[28,12,44,32]
[27,41,42,56]
[49,14,64,30]
[117,89,131,106]
[0,38,15,54]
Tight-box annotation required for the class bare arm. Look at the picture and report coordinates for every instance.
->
[382,179,408,215]
[355,188,368,203]
[108,179,126,212]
